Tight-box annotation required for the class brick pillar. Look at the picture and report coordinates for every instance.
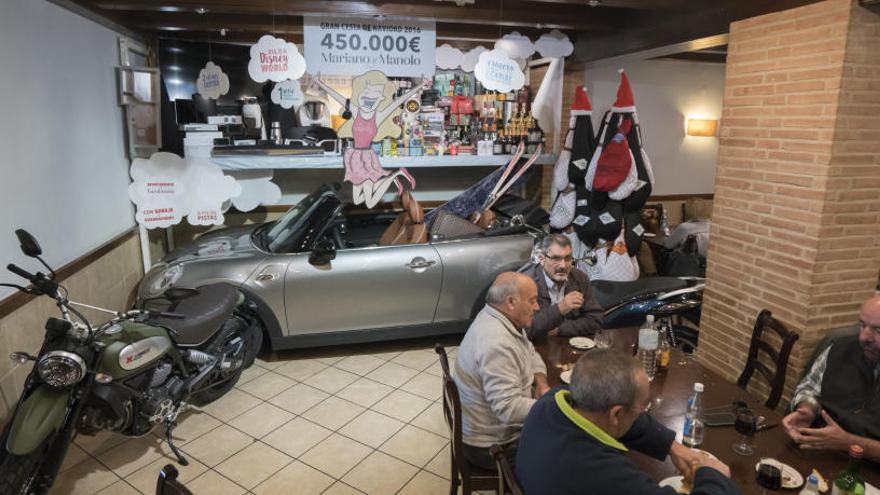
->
[699,0,880,405]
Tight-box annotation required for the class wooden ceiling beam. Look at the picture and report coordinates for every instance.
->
[89,0,622,31]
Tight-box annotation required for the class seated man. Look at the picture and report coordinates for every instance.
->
[517,349,740,495]
[454,272,550,470]
[521,234,603,340]
[782,295,880,461]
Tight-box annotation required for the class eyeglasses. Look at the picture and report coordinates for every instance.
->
[544,255,573,265]
[860,320,880,336]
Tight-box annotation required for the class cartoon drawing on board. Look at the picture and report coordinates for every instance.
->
[312,70,427,208]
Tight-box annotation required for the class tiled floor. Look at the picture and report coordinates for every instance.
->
[50,337,463,495]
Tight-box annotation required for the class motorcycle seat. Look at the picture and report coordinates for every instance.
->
[591,277,688,310]
[150,283,240,347]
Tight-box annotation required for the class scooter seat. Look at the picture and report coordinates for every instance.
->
[591,277,688,310]
[149,283,239,347]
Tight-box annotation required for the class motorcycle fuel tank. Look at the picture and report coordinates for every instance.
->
[97,322,173,379]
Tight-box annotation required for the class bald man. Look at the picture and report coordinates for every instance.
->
[783,295,880,461]
[454,272,551,470]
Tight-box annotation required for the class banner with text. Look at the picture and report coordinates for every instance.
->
[304,16,436,77]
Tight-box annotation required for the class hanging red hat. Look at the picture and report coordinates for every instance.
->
[611,69,636,113]
[571,85,592,116]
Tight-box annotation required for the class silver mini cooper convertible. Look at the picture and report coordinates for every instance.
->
[138,185,541,350]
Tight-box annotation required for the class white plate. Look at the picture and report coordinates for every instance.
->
[754,458,804,489]
[659,476,688,494]
[560,370,572,384]
[569,337,595,350]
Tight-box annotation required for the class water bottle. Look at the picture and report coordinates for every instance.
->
[800,474,820,495]
[637,315,659,381]
[682,382,705,447]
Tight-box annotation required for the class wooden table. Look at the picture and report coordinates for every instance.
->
[533,330,880,494]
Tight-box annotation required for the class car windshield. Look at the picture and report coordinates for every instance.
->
[262,186,338,253]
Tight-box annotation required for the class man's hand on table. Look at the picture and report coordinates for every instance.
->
[534,373,551,399]
[669,442,731,485]
[795,411,853,453]
[782,403,816,444]
[558,291,584,315]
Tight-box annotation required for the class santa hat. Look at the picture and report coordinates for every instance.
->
[571,85,592,116]
[611,69,636,113]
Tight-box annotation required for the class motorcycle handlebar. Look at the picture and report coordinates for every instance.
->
[7,263,35,282]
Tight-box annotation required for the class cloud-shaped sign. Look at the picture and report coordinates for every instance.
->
[495,32,535,59]
[474,49,526,93]
[535,30,574,58]
[197,61,230,99]
[435,44,464,70]
[231,171,283,212]
[129,152,242,228]
[461,46,487,73]
[248,34,306,83]
[271,79,305,109]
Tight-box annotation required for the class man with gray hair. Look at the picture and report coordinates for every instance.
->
[454,272,550,470]
[516,349,739,494]
[521,233,604,340]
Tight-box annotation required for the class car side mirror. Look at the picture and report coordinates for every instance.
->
[15,229,42,257]
[309,239,337,266]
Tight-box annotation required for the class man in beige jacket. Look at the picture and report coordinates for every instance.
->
[454,272,550,470]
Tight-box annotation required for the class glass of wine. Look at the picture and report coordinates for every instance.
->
[732,408,757,456]
[594,329,612,349]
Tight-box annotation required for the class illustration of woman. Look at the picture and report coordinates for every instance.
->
[312,71,427,208]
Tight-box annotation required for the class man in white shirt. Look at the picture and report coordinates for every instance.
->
[454,272,550,469]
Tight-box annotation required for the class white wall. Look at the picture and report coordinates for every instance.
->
[0,0,135,298]
[583,60,725,195]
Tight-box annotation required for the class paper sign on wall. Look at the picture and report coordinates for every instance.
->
[474,49,525,93]
[197,61,230,99]
[248,35,307,83]
[303,16,436,77]
[270,79,305,109]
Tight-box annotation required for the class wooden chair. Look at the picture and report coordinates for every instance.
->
[434,344,499,495]
[490,444,525,495]
[156,464,193,495]
[736,310,800,409]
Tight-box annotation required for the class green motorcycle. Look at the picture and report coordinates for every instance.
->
[0,230,261,494]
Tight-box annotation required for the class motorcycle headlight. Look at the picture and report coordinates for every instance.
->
[37,351,87,388]
[146,264,184,297]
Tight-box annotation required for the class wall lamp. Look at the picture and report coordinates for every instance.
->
[687,118,718,137]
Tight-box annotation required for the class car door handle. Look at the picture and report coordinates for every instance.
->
[406,259,436,270]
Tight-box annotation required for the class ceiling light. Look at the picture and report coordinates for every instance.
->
[220,28,227,36]
[196,7,207,14]
[166,65,182,71]
[587,0,601,6]
[374,14,386,21]
[166,78,184,85]
[159,26,185,31]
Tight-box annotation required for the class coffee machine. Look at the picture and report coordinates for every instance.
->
[242,97,267,140]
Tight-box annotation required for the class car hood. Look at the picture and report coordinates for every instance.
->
[162,225,264,264]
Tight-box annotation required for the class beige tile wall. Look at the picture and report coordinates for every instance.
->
[0,233,144,420]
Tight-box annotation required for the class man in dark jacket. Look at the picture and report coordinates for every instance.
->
[516,349,740,495]
[522,234,604,340]
[783,295,880,462]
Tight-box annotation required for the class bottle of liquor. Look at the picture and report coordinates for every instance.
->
[493,129,504,155]
[831,445,866,495]
[637,315,659,381]
[657,320,671,373]
[682,382,705,448]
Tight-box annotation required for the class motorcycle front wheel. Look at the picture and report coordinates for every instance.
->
[0,447,47,495]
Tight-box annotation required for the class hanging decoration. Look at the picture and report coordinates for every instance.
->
[129,152,244,228]
[229,170,283,212]
[311,70,427,208]
[196,61,230,100]
[473,48,526,93]
[535,30,574,59]
[461,46,488,72]
[435,44,463,70]
[550,85,594,229]
[494,32,536,59]
[270,79,305,109]
[248,34,306,83]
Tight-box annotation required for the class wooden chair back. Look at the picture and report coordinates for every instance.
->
[490,444,525,495]
[736,309,800,409]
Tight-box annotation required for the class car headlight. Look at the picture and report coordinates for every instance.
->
[146,264,184,297]
[37,351,87,388]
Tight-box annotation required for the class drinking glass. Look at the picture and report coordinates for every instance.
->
[732,408,757,455]
[594,329,612,349]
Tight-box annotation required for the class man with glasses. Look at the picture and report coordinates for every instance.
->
[783,295,880,461]
[516,349,739,494]
[521,234,604,340]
